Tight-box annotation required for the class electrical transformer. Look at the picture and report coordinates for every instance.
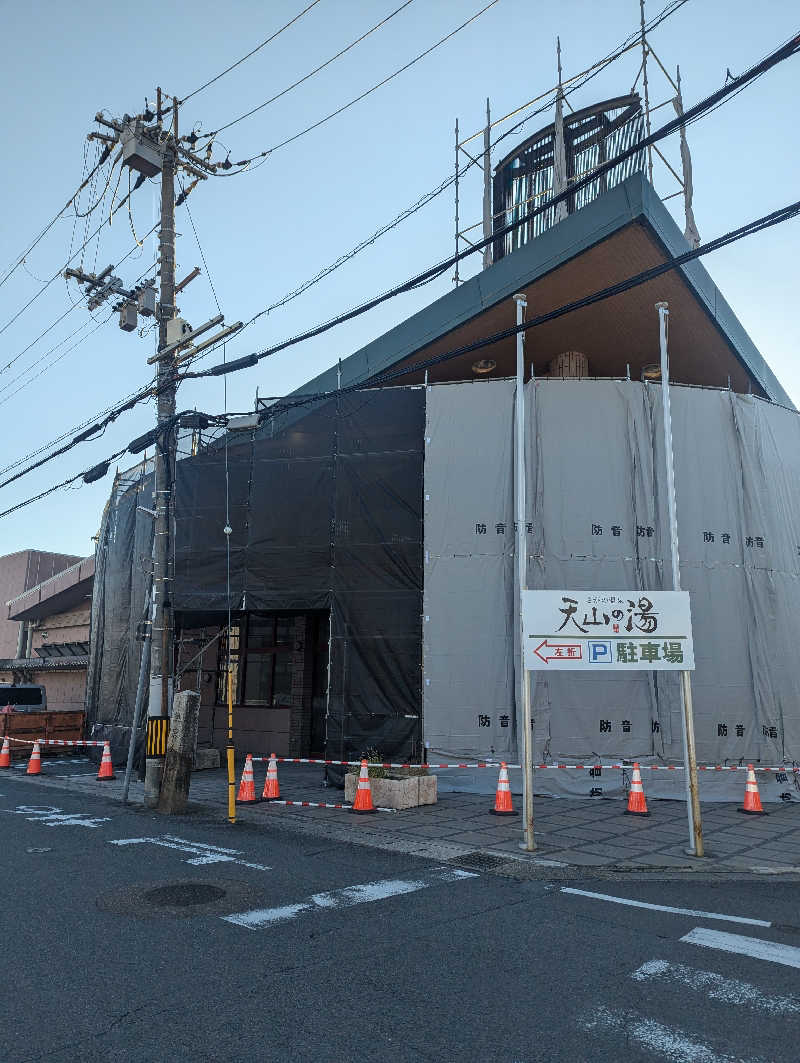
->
[121,118,162,178]
[137,286,157,317]
[119,303,138,332]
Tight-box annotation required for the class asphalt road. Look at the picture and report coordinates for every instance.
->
[1,773,798,1062]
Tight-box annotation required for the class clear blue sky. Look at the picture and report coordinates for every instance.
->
[0,0,797,558]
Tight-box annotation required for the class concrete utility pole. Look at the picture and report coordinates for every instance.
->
[145,97,179,807]
[68,92,237,811]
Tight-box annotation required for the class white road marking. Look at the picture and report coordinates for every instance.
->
[223,866,478,929]
[632,959,800,1014]
[0,804,110,828]
[681,928,800,970]
[109,835,270,871]
[560,888,771,927]
[580,1004,764,1063]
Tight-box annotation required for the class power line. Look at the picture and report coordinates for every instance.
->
[2,26,796,497]
[162,0,690,357]
[180,0,325,105]
[4,194,798,521]
[231,0,689,336]
[0,221,158,378]
[0,147,114,292]
[211,0,501,174]
[183,28,800,381]
[0,448,129,522]
[0,266,159,479]
[0,314,109,406]
[179,179,222,314]
[0,180,148,357]
[203,0,417,139]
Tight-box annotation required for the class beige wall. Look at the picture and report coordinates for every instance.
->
[0,550,81,659]
[0,668,85,712]
[30,606,90,653]
[0,591,90,713]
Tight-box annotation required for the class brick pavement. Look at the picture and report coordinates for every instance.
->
[5,757,800,873]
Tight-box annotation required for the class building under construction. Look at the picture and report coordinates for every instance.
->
[85,87,800,802]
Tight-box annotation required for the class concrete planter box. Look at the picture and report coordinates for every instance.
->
[344,771,437,810]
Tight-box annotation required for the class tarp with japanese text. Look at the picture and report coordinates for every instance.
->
[423,378,800,797]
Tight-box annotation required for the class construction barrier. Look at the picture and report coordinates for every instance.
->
[624,763,650,816]
[237,756,398,813]
[248,755,799,774]
[739,765,768,815]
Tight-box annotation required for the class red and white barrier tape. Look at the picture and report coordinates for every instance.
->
[1,736,106,747]
[251,756,516,769]
[250,755,798,775]
[39,739,107,747]
[265,799,397,813]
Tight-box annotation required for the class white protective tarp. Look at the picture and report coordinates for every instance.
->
[423,378,800,801]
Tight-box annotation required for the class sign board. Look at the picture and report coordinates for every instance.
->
[522,590,694,671]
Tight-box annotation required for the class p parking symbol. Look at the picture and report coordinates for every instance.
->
[588,641,613,664]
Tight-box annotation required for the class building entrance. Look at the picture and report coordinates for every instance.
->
[188,611,329,758]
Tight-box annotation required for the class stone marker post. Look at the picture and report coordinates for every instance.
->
[158,689,200,815]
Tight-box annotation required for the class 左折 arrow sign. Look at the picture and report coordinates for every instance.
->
[533,639,583,663]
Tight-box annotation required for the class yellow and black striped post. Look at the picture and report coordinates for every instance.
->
[227,667,236,824]
[146,717,169,757]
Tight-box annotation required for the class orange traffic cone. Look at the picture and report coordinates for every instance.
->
[738,764,768,816]
[490,762,516,815]
[624,762,650,816]
[0,737,10,768]
[351,760,377,814]
[27,741,41,776]
[236,754,258,803]
[97,741,115,780]
[262,753,280,800]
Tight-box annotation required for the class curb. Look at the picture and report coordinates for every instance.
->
[4,770,800,878]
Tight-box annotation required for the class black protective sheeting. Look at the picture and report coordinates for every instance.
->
[85,462,154,764]
[88,388,425,768]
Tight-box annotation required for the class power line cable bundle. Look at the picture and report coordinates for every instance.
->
[205,0,501,174]
[1,26,797,502]
[2,193,798,522]
[184,29,800,383]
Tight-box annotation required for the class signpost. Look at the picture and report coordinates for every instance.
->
[522,590,694,672]
[521,587,699,850]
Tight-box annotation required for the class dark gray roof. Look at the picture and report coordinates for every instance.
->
[289,172,791,408]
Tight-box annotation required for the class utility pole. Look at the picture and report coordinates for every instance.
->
[144,96,178,806]
[68,91,240,810]
[513,292,535,852]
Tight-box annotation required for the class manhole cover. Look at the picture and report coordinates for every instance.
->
[145,883,226,908]
[450,851,509,871]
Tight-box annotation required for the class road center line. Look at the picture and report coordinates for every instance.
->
[631,959,800,1014]
[223,866,478,929]
[681,928,800,970]
[560,888,771,927]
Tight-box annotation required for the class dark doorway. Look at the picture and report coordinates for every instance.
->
[207,610,329,757]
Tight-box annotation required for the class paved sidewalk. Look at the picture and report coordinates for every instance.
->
[5,758,800,874]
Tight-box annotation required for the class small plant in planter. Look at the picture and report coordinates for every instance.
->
[346,747,428,781]
[344,746,437,809]
[347,747,386,780]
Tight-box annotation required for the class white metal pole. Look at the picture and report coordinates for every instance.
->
[514,293,535,852]
[656,301,704,857]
